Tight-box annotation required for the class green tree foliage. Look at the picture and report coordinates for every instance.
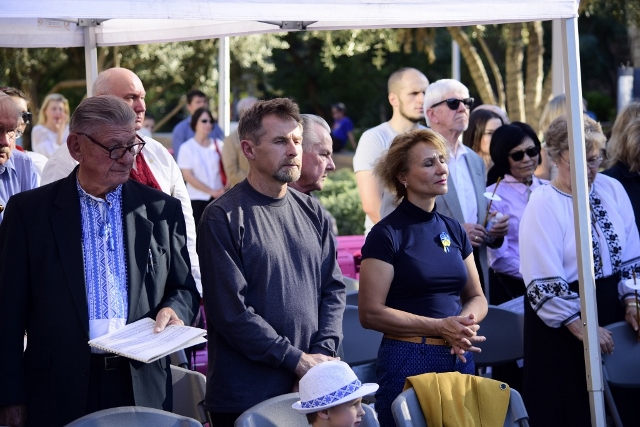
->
[317,168,365,236]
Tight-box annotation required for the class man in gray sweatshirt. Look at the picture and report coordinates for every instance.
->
[197,98,346,426]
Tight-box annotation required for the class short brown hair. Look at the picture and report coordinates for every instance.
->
[237,98,301,145]
[374,129,448,202]
[305,412,318,424]
[544,114,606,162]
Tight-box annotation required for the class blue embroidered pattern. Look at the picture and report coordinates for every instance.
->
[301,379,362,409]
[77,178,128,321]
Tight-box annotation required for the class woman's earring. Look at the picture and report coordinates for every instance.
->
[403,182,408,188]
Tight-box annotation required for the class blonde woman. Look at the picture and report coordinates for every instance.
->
[31,93,70,158]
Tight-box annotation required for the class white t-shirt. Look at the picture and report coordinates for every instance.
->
[177,137,225,201]
[354,122,426,233]
[31,124,69,159]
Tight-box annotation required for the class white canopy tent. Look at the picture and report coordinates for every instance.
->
[0,1,606,425]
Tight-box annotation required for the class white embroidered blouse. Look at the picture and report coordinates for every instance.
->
[519,173,640,328]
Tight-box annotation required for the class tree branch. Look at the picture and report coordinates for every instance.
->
[524,21,545,129]
[448,27,496,105]
[476,27,506,109]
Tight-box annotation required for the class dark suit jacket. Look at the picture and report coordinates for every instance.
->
[435,148,497,288]
[0,170,199,426]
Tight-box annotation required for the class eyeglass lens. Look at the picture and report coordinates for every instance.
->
[445,98,473,110]
[200,119,212,123]
[109,143,145,160]
[509,146,540,161]
[21,112,32,124]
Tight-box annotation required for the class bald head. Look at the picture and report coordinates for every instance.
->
[93,68,147,130]
[0,93,21,164]
[388,68,426,95]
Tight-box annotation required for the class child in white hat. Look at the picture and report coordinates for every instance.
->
[292,360,379,427]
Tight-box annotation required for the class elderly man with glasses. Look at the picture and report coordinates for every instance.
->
[424,79,509,291]
[0,95,200,427]
[42,67,201,296]
[0,92,38,223]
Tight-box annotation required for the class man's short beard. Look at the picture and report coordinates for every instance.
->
[273,168,301,183]
[400,110,423,124]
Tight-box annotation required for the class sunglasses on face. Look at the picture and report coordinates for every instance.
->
[199,119,212,124]
[509,146,540,162]
[430,97,474,110]
[21,111,32,125]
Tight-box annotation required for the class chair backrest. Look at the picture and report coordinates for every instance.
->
[392,386,529,427]
[602,321,640,388]
[346,290,359,306]
[474,305,524,366]
[343,276,360,292]
[63,406,202,427]
[342,305,383,366]
[171,365,207,423]
[234,393,379,427]
[169,349,190,368]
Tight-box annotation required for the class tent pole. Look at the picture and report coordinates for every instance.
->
[562,16,607,427]
[552,20,565,96]
[81,20,99,97]
[218,36,231,137]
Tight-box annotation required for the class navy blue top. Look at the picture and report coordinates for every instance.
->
[362,198,473,319]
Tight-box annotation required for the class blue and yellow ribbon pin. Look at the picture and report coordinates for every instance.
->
[440,232,451,253]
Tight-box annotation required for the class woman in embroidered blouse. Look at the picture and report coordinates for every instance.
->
[31,93,70,158]
[519,115,640,427]
[358,129,487,427]
[176,107,226,226]
[485,122,547,305]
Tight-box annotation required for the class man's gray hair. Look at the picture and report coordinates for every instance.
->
[236,96,258,118]
[423,79,470,126]
[70,95,136,135]
[300,114,331,152]
[0,93,20,125]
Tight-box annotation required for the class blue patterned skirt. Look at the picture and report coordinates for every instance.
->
[375,337,475,427]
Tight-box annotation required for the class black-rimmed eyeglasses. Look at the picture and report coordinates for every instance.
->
[509,146,540,162]
[77,132,146,160]
[430,97,474,110]
[0,127,23,140]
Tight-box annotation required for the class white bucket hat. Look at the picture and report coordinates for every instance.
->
[292,360,379,414]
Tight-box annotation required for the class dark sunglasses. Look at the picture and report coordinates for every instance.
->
[430,97,474,110]
[199,119,212,124]
[509,146,540,161]
[21,111,32,124]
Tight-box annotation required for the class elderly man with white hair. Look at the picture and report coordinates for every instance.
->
[424,79,508,290]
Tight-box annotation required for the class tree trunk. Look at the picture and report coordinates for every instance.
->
[524,21,545,131]
[476,30,506,109]
[448,27,496,105]
[505,23,525,122]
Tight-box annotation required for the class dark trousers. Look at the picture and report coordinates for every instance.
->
[207,411,243,427]
[86,354,135,415]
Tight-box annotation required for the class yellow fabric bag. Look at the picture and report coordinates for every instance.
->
[403,372,510,427]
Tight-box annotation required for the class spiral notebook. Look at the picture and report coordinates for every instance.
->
[88,317,207,363]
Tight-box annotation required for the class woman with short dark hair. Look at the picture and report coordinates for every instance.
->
[485,122,547,304]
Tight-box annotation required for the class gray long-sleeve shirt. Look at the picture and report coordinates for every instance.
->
[197,180,345,412]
